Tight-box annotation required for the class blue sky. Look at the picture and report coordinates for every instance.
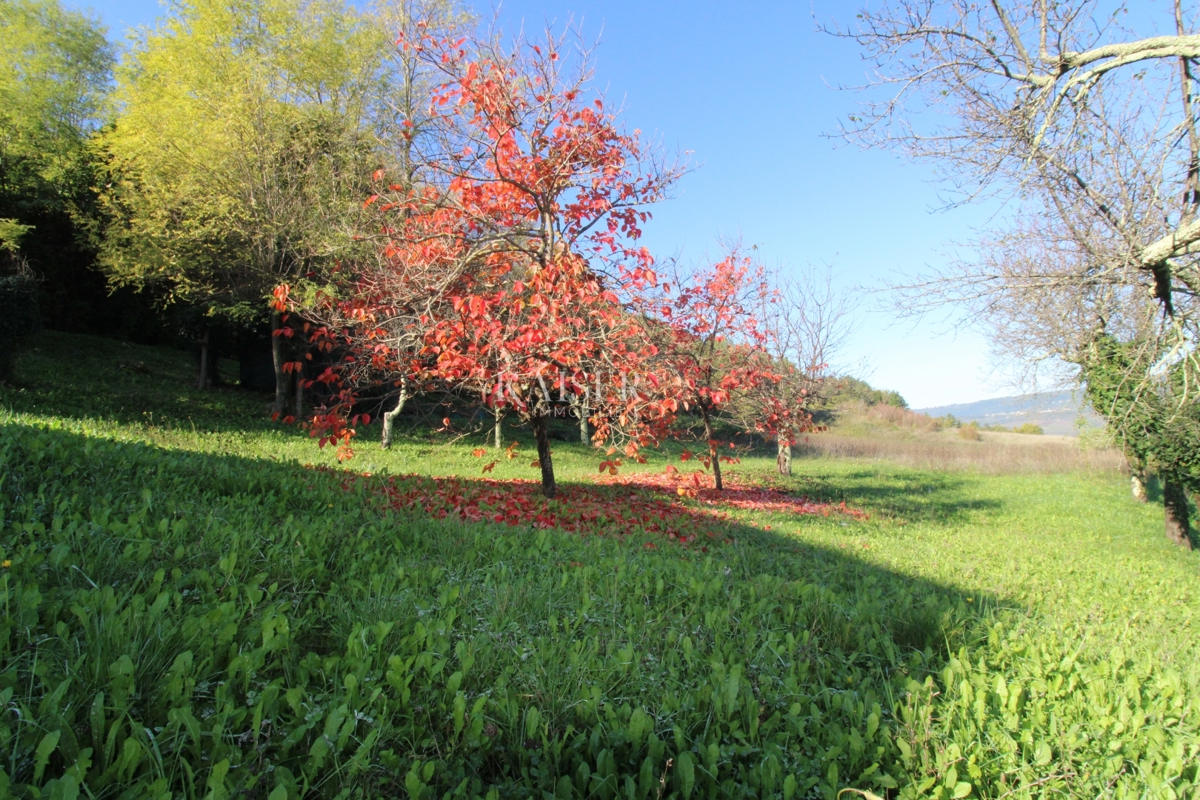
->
[71,0,1030,408]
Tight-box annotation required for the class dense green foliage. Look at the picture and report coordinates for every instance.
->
[0,0,110,176]
[1,334,1198,798]
[0,0,145,334]
[98,0,419,335]
[1082,332,1199,544]
[1082,334,1199,483]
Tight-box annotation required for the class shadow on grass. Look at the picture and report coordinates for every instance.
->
[783,466,1005,525]
[7,332,996,530]
[5,336,1192,796]
[1,418,1017,796]
[2,330,278,433]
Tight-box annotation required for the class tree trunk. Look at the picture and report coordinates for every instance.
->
[1131,471,1149,503]
[703,409,723,492]
[1163,474,1193,549]
[493,405,503,449]
[579,388,590,444]
[381,377,409,450]
[776,439,792,476]
[294,362,305,420]
[196,327,211,391]
[530,412,557,499]
[270,310,287,416]
[1129,457,1149,502]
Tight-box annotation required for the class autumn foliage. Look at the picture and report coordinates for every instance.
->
[636,249,779,490]
[323,464,867,547]
[279,25,812,498]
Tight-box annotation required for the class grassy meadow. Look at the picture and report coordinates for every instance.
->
[1,332,1198,799]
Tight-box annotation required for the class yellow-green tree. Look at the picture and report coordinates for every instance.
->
[0,0,112,217]
[1,0,114,327]
[100,0,395,404]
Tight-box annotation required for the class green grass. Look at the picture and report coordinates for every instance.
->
[1,332,1198,799]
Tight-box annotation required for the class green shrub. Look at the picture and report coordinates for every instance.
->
[1013,423,1044,435]
[825,376,909,409]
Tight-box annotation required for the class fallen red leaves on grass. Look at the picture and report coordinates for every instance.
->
[596,467,870,522]
[325,465,866,545]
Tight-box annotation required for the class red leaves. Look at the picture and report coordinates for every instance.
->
[357,473,716,540]
[597,469,870,522]
[277,30,698,488]
[471,448,487,457]
[332,463,866,547]
[481,461,497,473]
[271,284,290,312]
[619,247,784,474]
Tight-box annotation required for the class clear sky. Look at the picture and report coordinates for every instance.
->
[69,0,1034,408]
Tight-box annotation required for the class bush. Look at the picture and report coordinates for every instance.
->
[958,423,982,441]
[0,259,41,383]
[866,403,942,432]
[1013,422,1044,435]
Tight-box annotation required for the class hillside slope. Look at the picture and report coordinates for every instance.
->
[917,389,1103,435]
[1,333,1197,798]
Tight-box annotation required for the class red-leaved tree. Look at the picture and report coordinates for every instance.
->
[639,248,778,491]
[283,25,683,497]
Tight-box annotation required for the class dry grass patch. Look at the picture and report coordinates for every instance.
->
[797,430,1126,474]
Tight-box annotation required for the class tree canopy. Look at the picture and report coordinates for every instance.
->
[98,0,421,404]
[0,0,116,328]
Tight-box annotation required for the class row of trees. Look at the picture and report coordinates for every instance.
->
[99,0,464,407]
[2,0,467,400]
[834,0,1200,547]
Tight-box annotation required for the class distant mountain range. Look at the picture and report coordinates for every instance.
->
[916,390,1103,436]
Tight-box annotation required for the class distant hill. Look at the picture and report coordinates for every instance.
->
[916,390,1103,436]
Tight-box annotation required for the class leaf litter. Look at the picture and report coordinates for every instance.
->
[326,464,866,545]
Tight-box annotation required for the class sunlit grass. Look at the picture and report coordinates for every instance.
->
[1,332,1198,798]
